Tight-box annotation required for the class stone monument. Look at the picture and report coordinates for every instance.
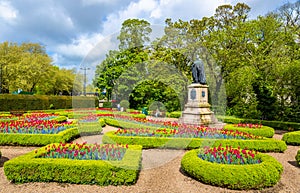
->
[180,59,217,125]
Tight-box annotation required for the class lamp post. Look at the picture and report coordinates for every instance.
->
[80,67,90,96]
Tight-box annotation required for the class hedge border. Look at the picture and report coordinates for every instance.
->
[224,124,275,138]
[282,131,300,145]
[181,149,283,190]
[4,144,142,185]
[0,128,80,146]
[296,149,300,166]
[222,116,300,131]
[102,131,287,152]
[104,118,160,130]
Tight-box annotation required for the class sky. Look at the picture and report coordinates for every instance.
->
[0,0,298,82]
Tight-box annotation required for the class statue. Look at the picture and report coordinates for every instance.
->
[191,59,206,84]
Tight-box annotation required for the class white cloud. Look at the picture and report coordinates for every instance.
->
[0,1,18,22]
[56,33,104,58]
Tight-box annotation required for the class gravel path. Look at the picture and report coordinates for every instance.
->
[0,126,299,193]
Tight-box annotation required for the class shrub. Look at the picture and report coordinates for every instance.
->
[103,131,287,152]
[103,102,112,108]
[131,114,146,119]
[181,149,283,190]
[0,94,99,111]
[0,128,79,146]
[120,100,130,109]
[51,116,68,123]
[222,116,300,131]
[104,118,159,130]
[78,122,103,136]
[282,131,300,145]
[167,111,182,118]
[296,149,300,166]
[4,144,142,185]
[224,124,275,138]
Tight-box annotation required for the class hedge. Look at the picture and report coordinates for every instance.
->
[104,118,160,130]
[224,124,275,138]
[0,128,80,146]
[296,149,300,166]
[222,116,300,131]
[51,116,68,123]
[0,94,99,111]
[78,122,103,136]
[282,131,300,145]
[181,149,283,190]
[4,144,142,185]
[102,131,287,152]
[166,111,182,118]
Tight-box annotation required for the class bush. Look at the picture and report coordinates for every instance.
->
[99,118,106,127]
[166,111,182,118]
[296,149,300,166]
[282,131,300,145]
[120,100,130,109]
[224,124,275,138]
[51,116,68,123]
[78,122,103,136]
[4,144,142,185]
[0,128,79,146]
[181,149,283,190]
[0,94,99,111]
[222,116,300,131]
[131,114,146,119]
[102,131,287,152]
[104,118,159,130]
[103,102,112,108]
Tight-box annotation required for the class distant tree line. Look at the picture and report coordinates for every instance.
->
[94,2,300,122]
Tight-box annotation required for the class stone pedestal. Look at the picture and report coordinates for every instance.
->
[180,83,217,125]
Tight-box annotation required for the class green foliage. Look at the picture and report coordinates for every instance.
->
[282,131,300,145]
[131,114,146,119]
[4,144,142,185]
[296,149,300,166]
[102,102,112,108]
[0,128,79,146]
[103,131,287,152]
[0,94,98,111]
[51,116,67,123]
[181,149,283,190]
[224,124,275,138]
[166,111,182,118]
[104,118,158,130]
[78,122,103,136]
[222,116,300,131]
[120,100,130,109]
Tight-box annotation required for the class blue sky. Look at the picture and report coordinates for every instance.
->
[0,0,298,81]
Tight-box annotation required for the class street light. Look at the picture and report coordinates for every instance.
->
[80,67,90,96]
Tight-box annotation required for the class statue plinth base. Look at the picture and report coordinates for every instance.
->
[179,83,218,126]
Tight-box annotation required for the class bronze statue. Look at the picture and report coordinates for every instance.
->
[191,59,206,84]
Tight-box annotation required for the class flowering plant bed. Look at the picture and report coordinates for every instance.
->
[103,129,287,152]
[181,146,283,190]
[4,143,142,185]
[224,123,275,138]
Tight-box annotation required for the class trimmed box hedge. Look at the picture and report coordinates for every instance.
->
[78,122,103,136]
[224,124,275,138]
[4,144,142,185]
[0,128,80,146]
[181,149,283,190]
[282,131,300,145]
[0,94,99,111]
[102,131,287,152]
[222,116,300,131]
[104,118,160,130]
[296,149,300,166]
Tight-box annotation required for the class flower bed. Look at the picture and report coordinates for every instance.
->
[4,143,142,185]
[103,130,287,152]
[224,123,275,138]
[282,130,300,145]
[181,147,283,190]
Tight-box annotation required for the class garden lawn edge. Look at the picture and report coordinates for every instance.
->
[224,124,275,138]
[0,128,80,146]
[4,144,142,185]
[102,131,287,152]
[282,130,300,145]
[181,149,283,190]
